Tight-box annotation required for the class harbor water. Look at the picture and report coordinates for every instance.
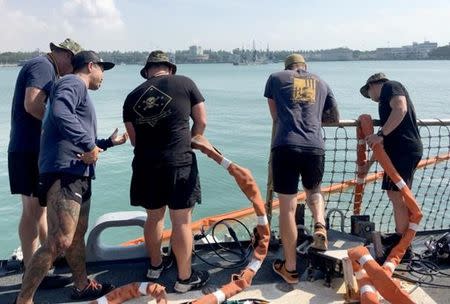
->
[0,61,450,258]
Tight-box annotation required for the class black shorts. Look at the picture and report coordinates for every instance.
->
[382,154,421,191]
[8,152,39,196]
[130,157,201,210]
[272,146,325,194]
[38,173,92,207]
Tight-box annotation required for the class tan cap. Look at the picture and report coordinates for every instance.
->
[284,54,305,69]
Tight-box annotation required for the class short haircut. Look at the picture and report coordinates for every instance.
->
[286,62,306,71]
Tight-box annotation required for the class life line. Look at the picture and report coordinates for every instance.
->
[352,261,379,304]
[348,246,414,304]
[354,119,373,215]
[348,114,423,304]
[188,135,270,304]
[92,135,270,304]
[89,282,167,304]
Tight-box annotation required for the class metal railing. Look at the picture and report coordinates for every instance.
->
[276,119,450,233]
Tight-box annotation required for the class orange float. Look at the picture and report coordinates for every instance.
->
[352,260,379,304]
[348,114,423,304]
[354,118,373,215]
[94,135,270,304]
[89,282,167,304]
[188,135,270,304]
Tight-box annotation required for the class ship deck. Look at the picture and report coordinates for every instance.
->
[1,230,449,304]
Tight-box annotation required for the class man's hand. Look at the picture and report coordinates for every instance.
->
[109,128,128,146]
[365,134,383,149]
[78,146,103,164]
[358,161,373,176]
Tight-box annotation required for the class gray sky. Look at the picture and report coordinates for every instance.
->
[1,0,449,52]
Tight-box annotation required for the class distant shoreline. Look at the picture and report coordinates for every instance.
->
[2,59,450,68]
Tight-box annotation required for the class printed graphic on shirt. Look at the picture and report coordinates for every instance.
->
[292,76,317,104]
[133,86,172,126]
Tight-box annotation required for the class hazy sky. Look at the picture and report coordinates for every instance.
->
[1,0,449,52]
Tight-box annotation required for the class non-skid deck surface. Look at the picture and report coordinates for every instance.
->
[1,231,449,303]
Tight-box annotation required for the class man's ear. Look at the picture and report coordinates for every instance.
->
[87,62,95,72]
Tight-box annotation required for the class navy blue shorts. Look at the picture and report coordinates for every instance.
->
[382,154,421,191]
[8,152,39,196]
[272,146,325,194]
[38,173,92,206]
[130,157,201,210]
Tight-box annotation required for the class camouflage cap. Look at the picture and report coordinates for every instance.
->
[360,72,389,98]
[140,50,177,79]
[50,38,83,56]
[284,53,306,69]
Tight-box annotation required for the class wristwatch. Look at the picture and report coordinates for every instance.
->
[376,129,385,138]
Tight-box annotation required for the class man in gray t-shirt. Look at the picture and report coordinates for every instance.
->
[264,54,339,284]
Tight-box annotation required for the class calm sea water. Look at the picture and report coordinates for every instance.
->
[1,61,449,258]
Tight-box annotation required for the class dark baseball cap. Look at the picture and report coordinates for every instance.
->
[72,50,115,71]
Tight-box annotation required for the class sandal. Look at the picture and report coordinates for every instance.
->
[272,259,299,284]
[311,223,328,251]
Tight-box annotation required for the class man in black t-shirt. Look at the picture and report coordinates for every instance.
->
[360,73,423,241]
[123,50,209,292]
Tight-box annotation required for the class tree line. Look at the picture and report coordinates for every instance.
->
[2,47,450,65]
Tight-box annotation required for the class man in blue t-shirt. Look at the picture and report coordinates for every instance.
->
[7,38,82,277]
[17,51,127,304]
[359,73,423,258]
[264,54,339,284]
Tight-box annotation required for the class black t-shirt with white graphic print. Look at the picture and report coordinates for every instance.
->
[378,80,423,157]
[123,74,204,166]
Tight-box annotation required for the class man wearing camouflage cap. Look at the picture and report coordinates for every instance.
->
[123,50,209,292]
[8,38,82,288]
[359,73,422,260]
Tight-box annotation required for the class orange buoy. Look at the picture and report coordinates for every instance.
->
[89,282,167,304]
[97,136,270,304]
[347,114,423,304]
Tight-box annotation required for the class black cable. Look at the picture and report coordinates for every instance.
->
[193,218,253,270]
[392,253,450,289]
[393,272,450,288]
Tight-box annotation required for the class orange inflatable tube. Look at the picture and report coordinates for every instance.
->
[95,136,270,304]
[189,135,270,304]
[348,114,423,303]
[89,282,167,304]
[354,121,372,215]
[351,260,379,304]
[348,246,414,304]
